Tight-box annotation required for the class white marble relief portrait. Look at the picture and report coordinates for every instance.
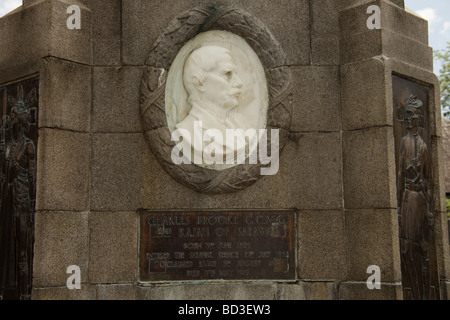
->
[165,30,269,170]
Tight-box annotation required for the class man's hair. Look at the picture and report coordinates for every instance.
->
[405,94,423,115]
[11,103,31,133]
[183,45,232,106]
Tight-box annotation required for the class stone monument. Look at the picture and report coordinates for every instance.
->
[0,0,449,300]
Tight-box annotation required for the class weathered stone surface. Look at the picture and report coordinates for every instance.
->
[343,126,397,209]
[389,0,404,8]
[275,132,342,211]
[92,66,143,132]
[298,211,346,280]
[341,58,390,131]
[444,282,450,300]
[311,37,340,66]
[91,132,342,212]
[340,30,432,71]
[340,29,381,64]
[311,0,339,37]
[48,0,93,64]
[345,209,401,282]
[337,0,404,10]
[304,282,338,300]
[90,133,152,211]
[0,2,49,70]
[32,285,96,300]
[97,284,137,300]
[40,57,91,132]
[88,212,138,283]
[33,211,89,287]
[310,0,340,66]
[276,284,307,300]
[136,283,305,300]
[122,0,309,67]
[82,0,121,65]
[338,282,403,300]
[0,0,92,70]
[23,0,38,7]
[93,38,121,66]
[382,29,433,71]
[339,0,433,72]
[340,30,432,72]
[291,66,340,131]
[36,128,90,212]
[340,0,426,45]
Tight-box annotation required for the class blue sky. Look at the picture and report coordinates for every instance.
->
[0,0,449,74]
[0,0,20,18]
[405,0,450,75]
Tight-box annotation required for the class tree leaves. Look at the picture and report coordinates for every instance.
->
[434,42,450,118]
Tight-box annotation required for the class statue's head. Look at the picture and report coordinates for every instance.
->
[183,45,243,111]
[405,95,423,132]
[8,85,35,134]
[10,102,31,133]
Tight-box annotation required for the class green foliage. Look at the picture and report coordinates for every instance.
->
[446,198,450,218]
[434,42,450,119]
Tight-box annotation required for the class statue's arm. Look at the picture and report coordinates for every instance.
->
[27,141,36,196]
[422,145,434,225]
[0,124,5,184]
[423,145,431,200]
[397,139,406,208]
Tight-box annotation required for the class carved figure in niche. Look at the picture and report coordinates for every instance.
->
[175,45,246,161]
[0,86,36,300]
[397,94,433,300]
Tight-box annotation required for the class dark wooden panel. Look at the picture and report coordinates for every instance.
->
[139,210,296,281]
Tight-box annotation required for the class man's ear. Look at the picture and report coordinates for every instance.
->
[192,76,205,93]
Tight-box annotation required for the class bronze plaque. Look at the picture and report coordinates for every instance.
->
[393,75,440,300]
[0,77,39,300]
[139,210,296,281]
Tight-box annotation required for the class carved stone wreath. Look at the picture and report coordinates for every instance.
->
[140,6,292,194]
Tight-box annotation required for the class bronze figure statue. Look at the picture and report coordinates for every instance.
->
[0,85,37,300]
[397,94,433,300]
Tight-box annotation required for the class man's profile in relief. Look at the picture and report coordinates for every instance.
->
[175,45,248,161]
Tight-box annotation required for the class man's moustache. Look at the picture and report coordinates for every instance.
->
[230,89,242,97]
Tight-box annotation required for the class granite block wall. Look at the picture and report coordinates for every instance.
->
[0,0,448,300]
